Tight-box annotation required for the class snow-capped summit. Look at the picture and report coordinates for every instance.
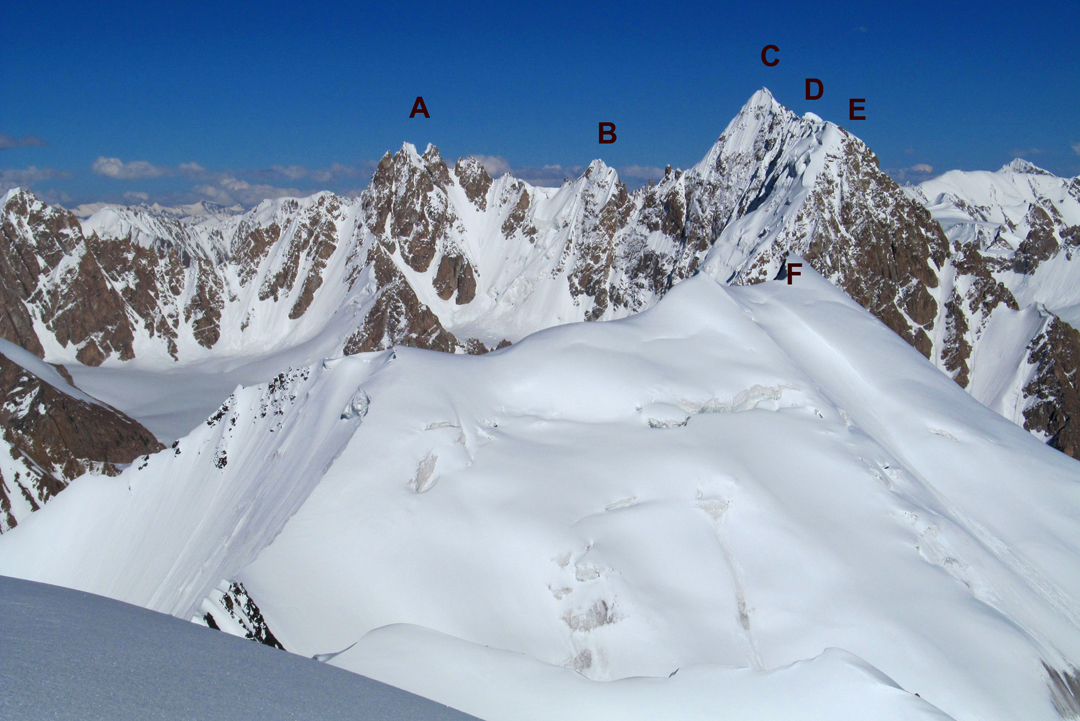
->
[1001,157,1055,176]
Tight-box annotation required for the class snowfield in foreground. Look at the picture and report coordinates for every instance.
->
[0,575,477,721]
[3,266,1080,720]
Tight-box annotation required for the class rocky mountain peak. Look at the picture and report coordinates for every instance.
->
[454,157,493,211]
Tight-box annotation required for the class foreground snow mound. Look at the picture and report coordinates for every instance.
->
[0,575,476,721]
[3,267,1080,719]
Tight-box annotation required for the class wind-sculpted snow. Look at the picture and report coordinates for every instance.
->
[5,269,1076,718]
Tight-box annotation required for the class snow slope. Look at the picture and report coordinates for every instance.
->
[0,574,477,721]
[3,265,1079,719]
[904,161,1080,431]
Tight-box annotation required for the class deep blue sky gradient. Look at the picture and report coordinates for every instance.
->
[2,0,1077,206]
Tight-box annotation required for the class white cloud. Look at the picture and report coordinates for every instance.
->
[1072,142,1080,156]
[195,177,303,206]
[219,177,251,191]
[884,163,937,185]
[470,155,512,177]
[0,166,71,191]
[261,162,369,184]
[1009,147,1044,158]
[92,157,169,180]
[269,165,309,181]
[93,157,208,180]
[619,165,665,180]
[122,191,150,202]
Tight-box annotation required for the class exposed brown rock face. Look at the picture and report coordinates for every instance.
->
[1023,316,1080,458]
[197,580,285,650]
[257,195,342,321]
[1,189,224,364]
[233,221,281,286]
[501,184,531,239]
[793,140,949,359]
[363,145,455,274]
[0,354,162,532]
[343,248,460,354]
[433,253,477,304]
[0,190,81,357]
[455,157,493,211]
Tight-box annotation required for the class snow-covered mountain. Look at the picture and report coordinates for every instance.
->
[3,268,1079,719]
[4,88,1080,718]
[1,88,948,369]
[12,89,1075,463]
[903,161,1080,454]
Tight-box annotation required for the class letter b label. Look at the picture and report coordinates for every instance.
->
[599,122,617,144]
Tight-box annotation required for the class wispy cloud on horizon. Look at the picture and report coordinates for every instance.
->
[884,163,936,185]
[0,134,47,150]
[0,166,72,192]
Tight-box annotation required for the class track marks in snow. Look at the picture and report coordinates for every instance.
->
[694,489,765,670]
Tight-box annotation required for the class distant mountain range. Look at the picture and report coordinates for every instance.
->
[2,88,1080,720]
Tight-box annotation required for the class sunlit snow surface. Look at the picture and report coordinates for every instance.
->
[3,267,1080,719]
[0,575,477,721]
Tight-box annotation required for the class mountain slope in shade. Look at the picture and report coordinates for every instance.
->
[0,339,162,531]
[3,269,1079,720]
[0,574,478,721]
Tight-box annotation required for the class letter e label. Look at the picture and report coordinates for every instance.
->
[849,98,866,120]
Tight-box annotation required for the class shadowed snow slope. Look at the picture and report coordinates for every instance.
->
[2,267,1080,719]
[0,575,477,721]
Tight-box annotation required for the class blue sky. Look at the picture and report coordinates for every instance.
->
[2,0,1077,207]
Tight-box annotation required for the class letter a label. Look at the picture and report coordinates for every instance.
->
[410,96,429,118]
[599,122,617,144]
